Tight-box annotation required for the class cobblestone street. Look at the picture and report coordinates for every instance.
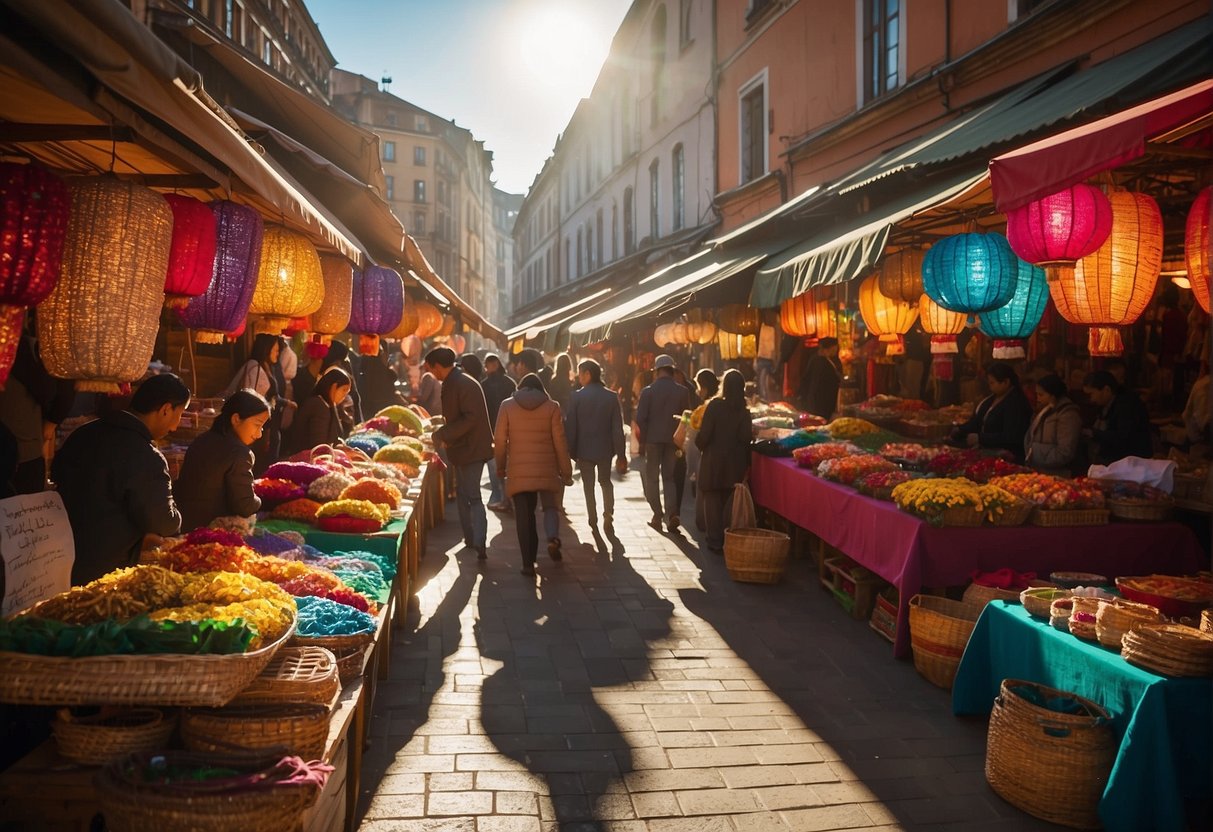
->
[357,466,1052,832]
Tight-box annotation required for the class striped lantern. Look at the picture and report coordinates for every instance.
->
[923,232,1019,313]
[349,265,404,339]
[719,304,761,336]
[178,201,264,344]
[387,300,421,340]
[312,255,354,334]
[979,258,1048,359]
[250,226,324,334]
[1005,183,1112,268]
[718,331,757,361]
[918,294,965,354]
[413,300,443,339]
[1185,186,1210,314]
[878,247,925,303]
[780,291,817,337]
[162,194,217,309]
[858,274,918,355]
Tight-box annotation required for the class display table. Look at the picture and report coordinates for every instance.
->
[952,602,1212,832]
[749,454,1207,657]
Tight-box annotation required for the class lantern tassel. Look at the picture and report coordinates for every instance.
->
[881,334,906,356]
[195,330,226,345]
[164,294,193,310]
[1088,327,1124,356]
[929,334,958,355]
[991,339,1026,360]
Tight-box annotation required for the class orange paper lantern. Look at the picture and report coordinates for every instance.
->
[313,255,353,335]
[780,291,817,337]
[1185,186,1210,314]
[387,302,421,340]
[413,301,443,339]
[718,331,756,360]
[918,294,965,354]
[878,247,925,303]
[859,274,918,355]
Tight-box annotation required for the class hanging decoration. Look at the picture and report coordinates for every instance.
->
[918,294,966,354]
[780,291,817,337]
[387,300,420,340]
[412,300,443,339]
[1185,186,1210,314]
[653,323,674,348]
[1049,190,1163,356]
[687,318,716,345]
[401,334,423,361]
[0,162,70,386]
[435,314,456,338]
[348,265,404,353]
[1004,183,1113,269]
[669,320,689,345]
[718,304,761,336]
[178,201,264,344]
[312,255,354,335]
[249,226,324,333]
[448,333,467,355]
[717,331,757,361]
[979,257,1048,359]
[161,194,217,310]
[877,247,925,303]
[858,274,918,355]
[38,177,172,392]
[922,232,1019,313]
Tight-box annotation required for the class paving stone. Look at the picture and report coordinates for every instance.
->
[427,789,493,815]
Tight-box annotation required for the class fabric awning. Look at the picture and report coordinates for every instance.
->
[403,235,506,347]
[506,289,613,342]
[990,79,1213,211]
[751,171,988,307]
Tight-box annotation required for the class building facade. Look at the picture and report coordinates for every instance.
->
[493,189,524,321]
[511,0,717,322]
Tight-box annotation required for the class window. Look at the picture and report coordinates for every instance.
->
[671,144,685,231]
[739,72,767,184]
[680,0,694,47]
[650,6,667,127]
[576,227,584,278]
[745,0,775,25]
[611,203,618,261]
[649,159,660,241]
[863,0,900,102]
[415,114,429,132]
[414,146,426,165]
[596,209,604,266]
[1013,0,1049,20]
[414,179,427,203]
[564,238,571,284]
[385,110,397,127]
[261,30,272,64]
[383,141,396,162]
[413,211,425,234]
[384,175,394,200]
[623,187,635,255]
[587,225,594,272]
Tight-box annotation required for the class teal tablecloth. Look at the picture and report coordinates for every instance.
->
[257,515,409,561]
[953,601,1212,832]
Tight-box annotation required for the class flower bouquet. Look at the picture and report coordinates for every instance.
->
[307,471,356,503]
[878,443,943,466]
[891,478,1013,526]
[315,499,391,534]
[253,478,306,506]
[339,479,403,511]
[263,461,328,487]
[792,441,858,470]
[825,417,881,440]
[962,456,1027,484]
[854,470,922,500]
[272,498,323,523]
[816,454,896,486]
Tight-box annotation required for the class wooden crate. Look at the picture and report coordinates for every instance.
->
[821,554,886,621]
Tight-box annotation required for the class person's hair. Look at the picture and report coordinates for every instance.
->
[425,347,456,368]
[719,368,746,410]
[130,373,191,414]
[321,339,350,368]
[484,353,502,371]
[985,362,1019,388]
[578,359,602,384]
[554,352,573,380]
[1083,370,1118,392]
[695,368,719,398]
[214,389,271,435]
[250,333,279,366]
[517,372,545,393]
[313,367,352,401]
[1035,373,1067,401]
[459,352,484,380]
[511,348,542,374]
[818,337,839,351]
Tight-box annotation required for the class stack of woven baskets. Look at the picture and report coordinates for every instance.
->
[1122,624,1213,677]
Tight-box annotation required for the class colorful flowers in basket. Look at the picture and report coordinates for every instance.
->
[963,456,1028,484]
[263,461,328,486]
[857,395,930,413]
[891,478,1016,525]
[315,499,391,534]
[373,443,422,468]
[373,405,424,437]
[854,470,921,499]
[345,432,393,455]
[816,454,897,485]
[152,530,253,573]
[390,435,425,453]
[988,473,1106,510]
[795,412,828,428]
[360,415,401,436]
[825,417,881,440]
[925,448,983,476]
[272,498,323,523]
[253,477,307,504]
[279,575,374,614]
[878,443,942,464]
[339,479,402,511]
[307,471,356,503]
[294,595,376,637]
[792,441,858,470]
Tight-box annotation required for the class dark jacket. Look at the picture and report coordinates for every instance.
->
[547,373,573,410]
[482,369,516,429]
[635,375,691,445]
[175,429,261,531]
[51,412,181,585]
[286,395,344,455]
[494,387,572,497]
[955,387,1033,462]
[356,354,402,416]
[800,354,841,418]
[565,382,626,463]
[1092,390,1152,465]
[434,366,493,465]
[292,364,318,404]
[695,398,753,491]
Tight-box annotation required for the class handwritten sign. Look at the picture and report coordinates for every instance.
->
[1,492,75,617]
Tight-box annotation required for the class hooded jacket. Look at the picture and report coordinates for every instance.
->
[494,387,572,498]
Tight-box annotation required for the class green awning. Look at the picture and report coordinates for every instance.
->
[751,171,987,308]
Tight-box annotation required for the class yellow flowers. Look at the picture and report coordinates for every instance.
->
[826,417,882,440]
[892,478,1016,524]
[316,498,392,524]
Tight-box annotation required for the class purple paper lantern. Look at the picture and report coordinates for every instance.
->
[178,201,264,343]
[348,265,404,336]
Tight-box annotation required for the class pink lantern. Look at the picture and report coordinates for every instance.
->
[401,334,422,361]
[1005,184,1112,269]
[448,333,466,355]
[162,194,217,309]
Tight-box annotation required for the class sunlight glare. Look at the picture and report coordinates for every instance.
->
[515,5,603,95]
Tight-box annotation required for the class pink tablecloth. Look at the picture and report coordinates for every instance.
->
[749,454,1207,657]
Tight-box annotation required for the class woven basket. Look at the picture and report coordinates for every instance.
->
[231,647,339,706]
[1095,600,1162,648]
[1032,508,1110,527]
[962,583,1021,607]
[1107,496,1173,522]
[1202,609,1212,634]
[1068,597,1101,641]
[96,750,320,832]
[723,527,791,584]
[1122,624,1213,677]
[989,497,1034,527]
[52,707,176,766]
[1020,587,1071,619]
[907,595,981,690]
[290,632,374,683]
[985,678,1114,830]
[0,620,293,707]
[935,504,985,527]
[182,703,330,760]
[1049,597,1074,631]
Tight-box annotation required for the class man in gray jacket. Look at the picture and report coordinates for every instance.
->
[634,354,691,532]
[564,359,627,535]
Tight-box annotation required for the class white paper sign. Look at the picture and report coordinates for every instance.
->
[1,492,75,617]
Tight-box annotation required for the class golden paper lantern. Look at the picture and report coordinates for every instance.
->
[719,304,761,336]
[250,226,324,333]
[653,323,674,347]
[313,255,353,334]
[918,294,965,354]
[38,177,171,393]
[387,301,421,340]
[878,247,925,303]
[413,300,443,339]
[1185,186,1210,314]
[718,330,756,360]
[1049,190,1162,356]
[435,314,456,338]
[670,320,689,345]
[859,274,918,355]
[688,319,717,345]
[780,291,817,337]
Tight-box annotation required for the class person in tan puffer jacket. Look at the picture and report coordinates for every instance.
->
[494,373,573,576]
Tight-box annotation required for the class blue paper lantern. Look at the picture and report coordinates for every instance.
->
[922,233,1019,313]
[979,257,1047,359]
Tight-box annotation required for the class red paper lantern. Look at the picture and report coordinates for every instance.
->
[1005,183,1112,268]
[1185,186,1210,314]
[162,194,217,309]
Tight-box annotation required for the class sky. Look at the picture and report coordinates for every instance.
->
[308,0,635,195]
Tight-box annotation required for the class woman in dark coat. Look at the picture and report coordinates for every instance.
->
[694,369,753,552]
[175,389,270,531]
[285,367,352,455]
[951,362,1033,462]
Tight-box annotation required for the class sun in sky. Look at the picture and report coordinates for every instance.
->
[513,4,607,96]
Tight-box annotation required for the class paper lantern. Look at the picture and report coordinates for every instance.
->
[979,258,1048,359]
[653,323,673,347]
[413,300,442,339]
[923,233,1019,313]
[878,247,925,303]
[161,193,217,309]
[718,331,756,360]
[38,177,171,393]
[918,294,965,354]
[780,291,817,337]
[387,301,421,340]
[858,274,918,355]
[719,304,761,335]
[1049,190,1163,356]
[1185,186,1210,314]
[313,255,353,334]
[1005,183,1112,268]
[349,265,404,336]
[401,334,422,361]
[448,333,467,355]
[435,314,456,338]
[687,319,717,345]
[250,226,324,333]
[670,320,689,345]
[179,201,263,344]
[0,163,69,386]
